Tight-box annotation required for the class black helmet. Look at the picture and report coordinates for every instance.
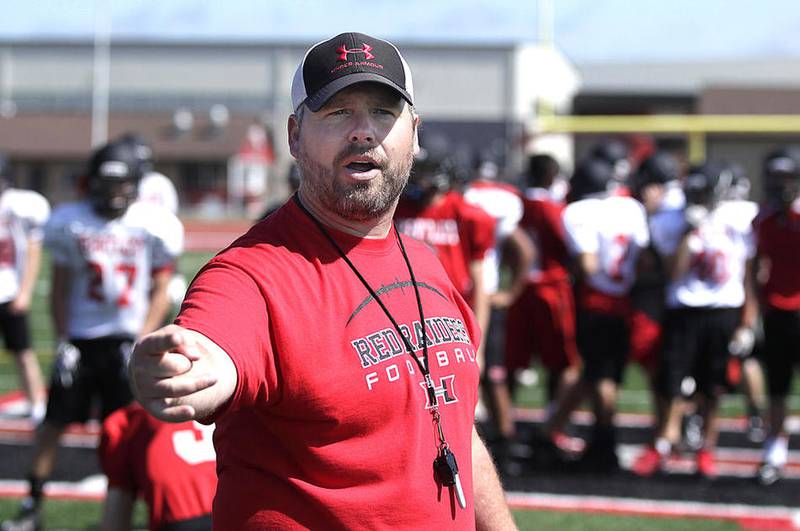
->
[117,132,154,175]
[87,140,143,218]
[591,139,631,182]
[404,133,455,202]
[683,161,733,208]
[631,152,679,197]
[762,147,800,206]
[568,157,615,201]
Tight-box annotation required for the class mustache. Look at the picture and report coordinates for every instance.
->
[334,145,387,169]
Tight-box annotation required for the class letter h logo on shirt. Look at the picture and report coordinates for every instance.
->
[421,375,458,409]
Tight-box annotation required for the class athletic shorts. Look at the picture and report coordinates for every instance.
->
[763,308,800,397]
[628,309,662,371]
[160,514,212,531]
[0,302,31,352]
[576,308,629,384]
[505,280,579,374]
[45,335,135,425]
[658,307,739,399]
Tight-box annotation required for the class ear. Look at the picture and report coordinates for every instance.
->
[288,114,301,158]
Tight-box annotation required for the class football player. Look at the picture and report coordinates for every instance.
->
[462,153,534,472]
[1,140,183,531]
[562,156,650,471]
[633,162,758,479]
[753,148,800,485]
[99,403,217,531]
[0,154,49,423]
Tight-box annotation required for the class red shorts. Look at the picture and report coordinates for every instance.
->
[505,280,580,373]
[627,309,662,371]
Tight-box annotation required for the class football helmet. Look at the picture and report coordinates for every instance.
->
[86,140,143,218]
[630,151,680,197]
[404,133,456,202]
[117,132,154,175]
[682,161,733,209]
[590,139,631,182]
[762,146,800,207]
[567,157,615,202]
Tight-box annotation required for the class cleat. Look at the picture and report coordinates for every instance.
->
[632,446,663,477]
[756,462,781,486]
[1,498,41,531]
[696,449,717,479]
[682,413,704,452]
[551,431,586,456]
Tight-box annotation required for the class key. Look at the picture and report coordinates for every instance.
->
[434,447,466,509]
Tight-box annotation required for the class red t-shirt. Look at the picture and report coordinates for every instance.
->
[175,199,481,530]
[395,191,496,301]
[520,189,570,285]
[99,404,217,531]
[755,208,800,310]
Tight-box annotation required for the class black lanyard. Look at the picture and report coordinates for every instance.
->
[292,194,438,404]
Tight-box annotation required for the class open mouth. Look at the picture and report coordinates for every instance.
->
[346,161,379,172]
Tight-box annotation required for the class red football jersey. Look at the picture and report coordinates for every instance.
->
[395,191,496,301]
[755,208,800,310]
[99,404,217,531]
[520,188,570,284]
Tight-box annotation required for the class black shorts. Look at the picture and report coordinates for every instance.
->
[577,309,629,384]
[658,307,739,398]
[0,302,31,352]
[763,308,800,397]
[159,514,212,531]
[44,335,134,426]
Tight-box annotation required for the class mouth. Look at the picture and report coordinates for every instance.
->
[342,158,382,181]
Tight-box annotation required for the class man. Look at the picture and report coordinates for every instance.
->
[128,32,515,530]
[99,403,216,531]
[0,154,49,423]
[562,156,650,471]
[505,154,584,457]
[462,153,534,471]
[2,140,184,531]
[633,162,758,479]
[753,148,800,485]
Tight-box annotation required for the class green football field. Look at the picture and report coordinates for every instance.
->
[0,251,790,530]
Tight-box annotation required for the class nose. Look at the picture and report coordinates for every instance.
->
[348,112,376,145]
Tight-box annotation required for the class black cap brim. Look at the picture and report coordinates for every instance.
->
[304,72,413,112]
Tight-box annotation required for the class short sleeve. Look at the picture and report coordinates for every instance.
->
[562,203,599,255]
[464,207,496,262]
[99,408,137,491]
[43,210,71,265]
[14,191,50,241]
[150,211,185,272]
[175,257,277,418]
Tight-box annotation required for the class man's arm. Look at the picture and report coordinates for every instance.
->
[469,259,490,371]
[100,487,135,531]
[11,238,42,313]
[472,426,517,530]
[129,324,237,422]
[491,227,535,308]
[140,268,173,336]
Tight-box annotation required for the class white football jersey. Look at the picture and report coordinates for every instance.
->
[666,200,757,308]
[138,171,179,214]
[463,181,523,294]
[563,196,649,296]
[0,189,50,304]
[44,200,184,339]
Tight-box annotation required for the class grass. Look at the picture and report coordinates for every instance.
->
[0,498,743,530]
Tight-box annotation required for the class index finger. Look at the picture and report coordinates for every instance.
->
[135,326,201,362]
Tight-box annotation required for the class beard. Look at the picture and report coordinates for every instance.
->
[296,141,414,222]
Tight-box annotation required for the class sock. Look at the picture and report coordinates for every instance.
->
[655,437,671,455]
[28,476,46,505]
[764,436,789,467]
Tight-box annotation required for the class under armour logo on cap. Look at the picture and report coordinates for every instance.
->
[291,32,414,112]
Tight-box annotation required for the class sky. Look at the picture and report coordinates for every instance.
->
[1,0,800,65]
